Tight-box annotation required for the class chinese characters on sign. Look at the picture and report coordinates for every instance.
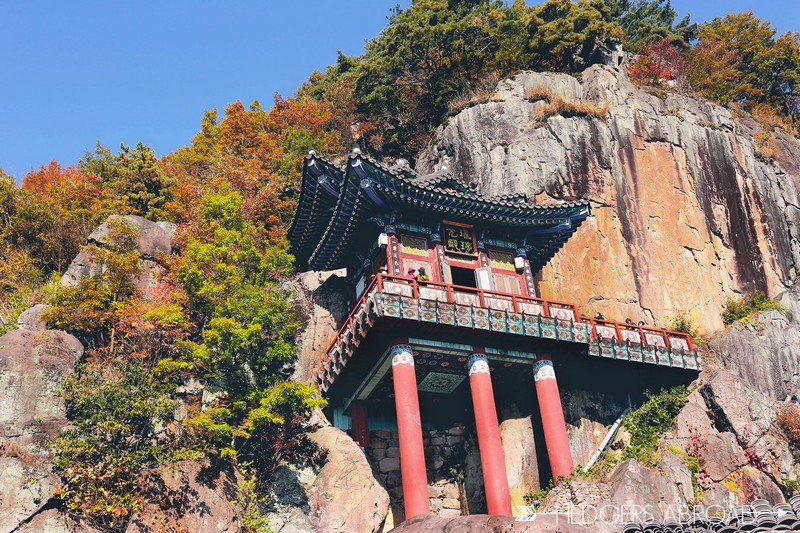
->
[443,223,476,255]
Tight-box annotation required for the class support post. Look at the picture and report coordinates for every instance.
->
[391,344,429,519]
[533,355,574,480]
[468,354,513,516]
[350,400,370,447]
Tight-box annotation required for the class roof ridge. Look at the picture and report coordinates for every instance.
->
[305,151,346,174]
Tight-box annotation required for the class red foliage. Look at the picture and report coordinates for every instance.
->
[778,403,800,447]
[629,38,688,86]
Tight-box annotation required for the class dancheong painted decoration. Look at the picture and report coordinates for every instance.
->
[288,149,701,521]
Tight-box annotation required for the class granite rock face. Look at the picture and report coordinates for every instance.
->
[291,270,351,385]
[61,214,176,297]
[264,425,391,533]
[419,66,800,334]
[0,328,83,532]
[126,460,241,533]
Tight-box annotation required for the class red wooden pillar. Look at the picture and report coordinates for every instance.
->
[391,344,430,519]
[468,354,513,516]
[533,355,574,480]
[350,401,370,447]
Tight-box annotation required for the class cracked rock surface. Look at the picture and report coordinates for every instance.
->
[420,65,800,333]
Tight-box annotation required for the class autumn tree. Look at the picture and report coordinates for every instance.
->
[692,12,800,122]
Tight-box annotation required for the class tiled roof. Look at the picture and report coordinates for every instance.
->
[289,150,591,272]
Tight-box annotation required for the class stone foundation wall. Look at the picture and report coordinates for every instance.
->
[367,424,471,521]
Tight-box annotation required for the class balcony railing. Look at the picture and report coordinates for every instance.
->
[317,274,700,391]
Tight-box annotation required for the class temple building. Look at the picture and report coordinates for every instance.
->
[289,149,700,521]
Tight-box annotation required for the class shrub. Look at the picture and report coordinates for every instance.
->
[623,385,689,464]
[53,361,185,531]
[721,291,787,326]
[666,310,699,337]
[778,403,800,449]
[524,87,608,122]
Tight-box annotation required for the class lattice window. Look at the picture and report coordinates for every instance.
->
[488,250,515,271]
[399,234,429,256]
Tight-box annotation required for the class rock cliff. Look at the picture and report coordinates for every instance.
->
[419,66,800,334]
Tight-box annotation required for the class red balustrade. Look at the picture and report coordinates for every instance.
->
[318,274,696,379]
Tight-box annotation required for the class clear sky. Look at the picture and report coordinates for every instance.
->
[1,1,798,180]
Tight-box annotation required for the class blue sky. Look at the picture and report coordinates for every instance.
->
[1,1,798,179]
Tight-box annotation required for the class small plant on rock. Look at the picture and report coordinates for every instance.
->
[721,291,787,326]
[666,310,699,337]
[623,385,690,464]
[777,403,800,451]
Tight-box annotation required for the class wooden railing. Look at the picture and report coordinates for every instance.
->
[333,273,694,354]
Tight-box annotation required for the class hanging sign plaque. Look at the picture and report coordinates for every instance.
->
[443,222,476,255]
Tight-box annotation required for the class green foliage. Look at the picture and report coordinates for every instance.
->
[581,449,621,481]
[524,479,555,507]
[83,142,177,220]
[43,219,142,347]
[666,310,699,337]
[526,0,624,72]
[721,291,787,326]
[622,385,689,464]
[784,478,800,496]
[176,185,298,395]
[236,462,274,533]
[53,361,183,531]
[604,0,696,51]
[303,0,623,156]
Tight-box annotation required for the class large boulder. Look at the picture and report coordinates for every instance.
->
[307,426,391,532]
[499,415,540,511]
[126,460,240,532]
[710,287,800,401]
[61,215,176,296]
[265,425,390,533]
[392,513,601,532]
[607,460,687,521]
[0,328,83,532]
[291,270,351,386]
[0,329,83,451]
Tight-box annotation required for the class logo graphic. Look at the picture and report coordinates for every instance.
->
[516,505,538,522]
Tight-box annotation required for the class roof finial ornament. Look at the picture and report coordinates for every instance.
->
[351,146,362,156]
[307,148,317,157]
[395,157,409,168]
[440,164,449,172]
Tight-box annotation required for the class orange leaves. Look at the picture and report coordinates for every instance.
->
[22,160,104,203]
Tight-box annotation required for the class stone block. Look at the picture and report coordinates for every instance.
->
[428,485,445,498]
[443,498,461,509]
[370,438,387,449]
[446,436,465,445]
[386,446,400,458]
[444,484,460,499]
[448,426,465,436]
[430,437,446,445]
[372,448,386,461]
[373,430,392,440]
[430,498,443,513]
[379,457,400,473]
[439,508,462,518]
